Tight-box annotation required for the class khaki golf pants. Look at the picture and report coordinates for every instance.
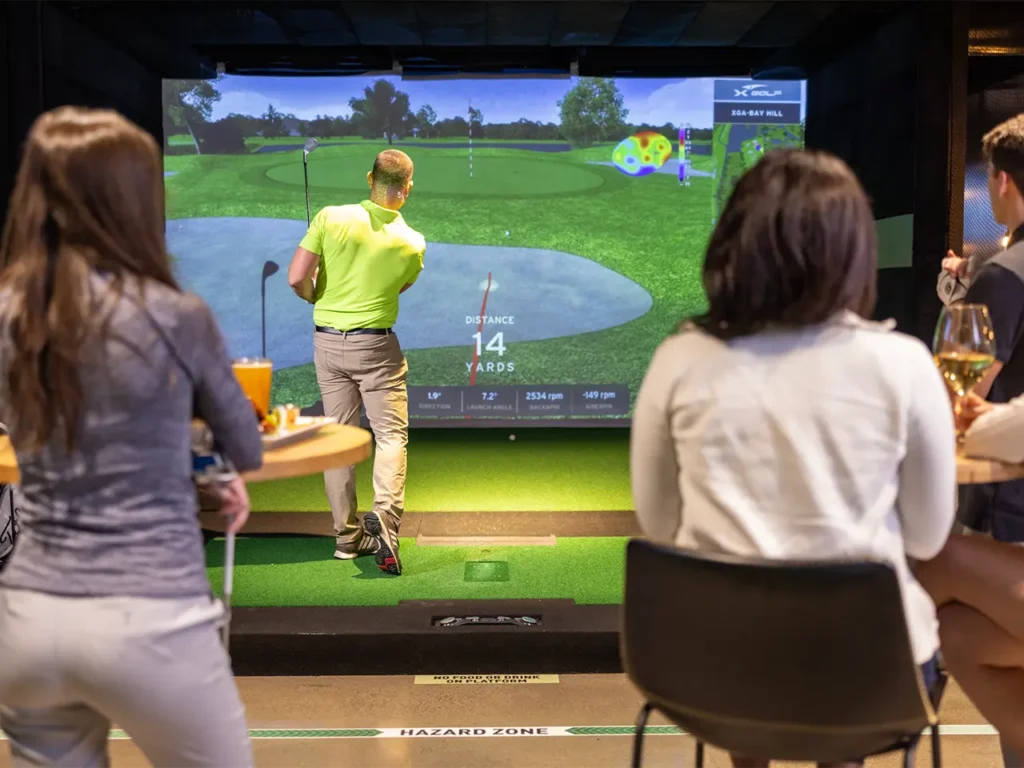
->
[0,589,252,767]
[313,331,409,549]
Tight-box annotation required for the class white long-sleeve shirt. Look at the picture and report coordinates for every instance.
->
[630,312,957,664]
[965,398,1024,463]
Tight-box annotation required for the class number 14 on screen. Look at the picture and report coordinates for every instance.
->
[472,332,506,356]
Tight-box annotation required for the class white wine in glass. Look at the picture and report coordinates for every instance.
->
[933,304,997,435]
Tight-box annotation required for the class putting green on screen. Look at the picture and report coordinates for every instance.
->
[248,428,631,513]
[265,151,607,197]
[206,536,627,607]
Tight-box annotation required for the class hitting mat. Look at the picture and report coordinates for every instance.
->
[205,535,627,607]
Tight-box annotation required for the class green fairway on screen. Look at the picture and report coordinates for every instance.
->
[163,76,806,423]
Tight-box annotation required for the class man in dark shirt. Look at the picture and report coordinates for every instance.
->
[960,114,1024,542]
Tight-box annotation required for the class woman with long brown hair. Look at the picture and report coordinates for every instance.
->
[631,149,957,768]
[0,107,262,766]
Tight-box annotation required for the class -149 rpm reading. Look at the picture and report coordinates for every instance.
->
[935,351,996,397]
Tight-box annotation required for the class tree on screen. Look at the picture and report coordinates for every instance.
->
[435,116,469,138]
[415,105,437,139]
[349,79,413,144]
[260,104,287,138]
[557,78,628,148]
[468,106,484,138]
[163,79,221,154]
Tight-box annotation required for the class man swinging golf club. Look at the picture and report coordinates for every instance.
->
[287,149,424,576]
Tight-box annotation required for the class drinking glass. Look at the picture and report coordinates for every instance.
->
[232,357,273,419]
[933,304,996,437]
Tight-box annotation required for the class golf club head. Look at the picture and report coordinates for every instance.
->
[262,260,279,280]
[303,137,319,156]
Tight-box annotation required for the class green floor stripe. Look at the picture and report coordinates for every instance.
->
[4,724,1002,741]
[566,726,681,736]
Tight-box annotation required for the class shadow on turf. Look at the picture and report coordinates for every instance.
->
[205,534,399,578]
[353,558,392,580]
[205,535,328,567]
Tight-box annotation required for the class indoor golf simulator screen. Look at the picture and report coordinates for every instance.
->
[162,75,806,423]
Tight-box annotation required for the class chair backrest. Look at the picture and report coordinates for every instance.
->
[622,539,934,763]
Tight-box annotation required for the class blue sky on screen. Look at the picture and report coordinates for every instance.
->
[208,76,806,128]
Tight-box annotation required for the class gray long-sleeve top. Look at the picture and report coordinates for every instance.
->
[0,274,262,598]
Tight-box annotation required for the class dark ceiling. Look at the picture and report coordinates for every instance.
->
[58,1,908,79]
[57,1,1024,84]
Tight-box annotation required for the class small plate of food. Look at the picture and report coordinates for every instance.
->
[259,405,333,449]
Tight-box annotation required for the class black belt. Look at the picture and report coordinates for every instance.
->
[315,326,392,336]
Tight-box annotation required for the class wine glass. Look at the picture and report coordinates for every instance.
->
[933,304,997,439]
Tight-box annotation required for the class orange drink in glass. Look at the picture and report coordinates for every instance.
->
[232,358,273,418]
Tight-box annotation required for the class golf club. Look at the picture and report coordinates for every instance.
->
[260,260,279,359]
[221,530,235,650]
[302,137,319,226]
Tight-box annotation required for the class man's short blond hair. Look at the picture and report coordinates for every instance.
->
[371,149,414,190]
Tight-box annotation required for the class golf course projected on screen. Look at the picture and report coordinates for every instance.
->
[162,75,806,422]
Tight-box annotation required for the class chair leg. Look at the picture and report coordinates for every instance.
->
[931,724,942,768]
[632,702,653,768]
[904,739,918,768]
[695,740,705,768]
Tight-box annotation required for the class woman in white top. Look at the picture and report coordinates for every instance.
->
[631,149,957,768]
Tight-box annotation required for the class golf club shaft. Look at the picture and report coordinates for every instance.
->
[303,155,311,226]
[260,281,267,358]
[222,530,235,650]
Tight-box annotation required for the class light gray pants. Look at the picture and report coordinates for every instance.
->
[313,331,409,551]
[0,589,252,767]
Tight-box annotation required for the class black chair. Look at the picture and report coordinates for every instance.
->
[622,539,947,768]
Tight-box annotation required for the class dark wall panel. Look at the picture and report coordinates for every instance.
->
[39,3,161,137]
[806,10,918,221]
[0,1,162,265]
[0,2,46,269]
[807,3,968,342]
[806,10,919,333]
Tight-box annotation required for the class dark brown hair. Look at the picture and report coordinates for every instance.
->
[692,149,877,340]
[371,149,414,191]
[0,106,178,452]
[982,114,1024,197]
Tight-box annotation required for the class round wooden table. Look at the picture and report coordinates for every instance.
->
[0,423,371,485]
[957,449,1024,485]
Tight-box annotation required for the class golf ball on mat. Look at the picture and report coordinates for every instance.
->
[509,434,516,441]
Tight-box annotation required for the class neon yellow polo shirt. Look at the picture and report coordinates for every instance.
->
[300,200,425,330]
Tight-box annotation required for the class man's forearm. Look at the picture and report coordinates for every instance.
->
[292,277,315,304]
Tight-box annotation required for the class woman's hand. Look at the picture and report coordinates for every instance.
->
[956,391,994,434]
[219,476,250,534]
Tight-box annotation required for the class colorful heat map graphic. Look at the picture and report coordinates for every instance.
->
[611,131,673,177]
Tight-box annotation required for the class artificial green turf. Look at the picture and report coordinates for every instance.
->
[248,427,631,512]
[206,535,627,607]
[164,140,715,409]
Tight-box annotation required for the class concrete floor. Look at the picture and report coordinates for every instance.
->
[0,673,1004,767]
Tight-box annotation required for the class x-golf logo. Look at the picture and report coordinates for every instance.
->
[733,84,783,98]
